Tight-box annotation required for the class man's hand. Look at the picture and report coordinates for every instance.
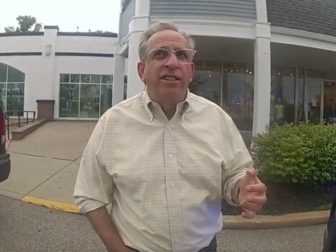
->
[237,168,267,219]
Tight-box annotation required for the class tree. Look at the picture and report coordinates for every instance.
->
[4,26,15,33]
[4,15,42,33]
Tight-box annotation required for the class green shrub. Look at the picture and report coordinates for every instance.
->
[252,123,336,188]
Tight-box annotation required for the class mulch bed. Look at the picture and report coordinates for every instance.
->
[222,182,336,215]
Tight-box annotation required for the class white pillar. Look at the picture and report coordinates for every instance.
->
[135,0,150,16]
[126,0,150,97]
[42,26,58,100]
[255,0,268,23]
[126,31,144,97]
[252,23,271,136]
[112,43,126,105]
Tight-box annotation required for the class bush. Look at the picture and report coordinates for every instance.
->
[252,123,336,188]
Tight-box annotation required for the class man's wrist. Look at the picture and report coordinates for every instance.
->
[232,179,242,205]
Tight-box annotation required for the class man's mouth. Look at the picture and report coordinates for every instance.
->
[161,75,180,81]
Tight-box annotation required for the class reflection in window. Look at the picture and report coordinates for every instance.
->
[0,64,7,82]
[0,63,25,113]
[223,70,253,131]
[271,67,329,125]
[7,67,25,82]
[102,75,113,84]
[59,74,113,118]
[191,62,221,105]
[191,62,254,132]
[60,74,70,83]
[81,74,91,83]
[70,74,80,83]
[59,84,79,117]
[80,84,100,118]
[101,85,112,114]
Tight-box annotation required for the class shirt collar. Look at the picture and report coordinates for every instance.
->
[142,90,191,122]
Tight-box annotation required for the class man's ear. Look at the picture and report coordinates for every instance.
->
[137,62,146,81]
[189,62,195,83]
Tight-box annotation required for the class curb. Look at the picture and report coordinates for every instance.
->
[20,196,330,229]
[22,196,80,214]
[223,210,330,229]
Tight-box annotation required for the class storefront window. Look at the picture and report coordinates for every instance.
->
[80,84,100,118]
[223,66,253,131]
[59,83,79,117]
[59,73,113,119]
[0,64,7,82]
[271,67,332,125]
[0,63,25,113]
[191,62,221,106]
[271,68,295,124]
[7,83,24,113]
[70,74,80,83]
[191,61,253,132]
[101,84,113,114]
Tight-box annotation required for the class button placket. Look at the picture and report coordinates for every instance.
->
[163,123,184,251]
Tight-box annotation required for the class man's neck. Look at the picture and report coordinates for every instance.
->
[160,102,177,120]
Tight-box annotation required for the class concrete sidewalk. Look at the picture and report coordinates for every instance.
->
[0,121,330,229]
[0,121,96,213]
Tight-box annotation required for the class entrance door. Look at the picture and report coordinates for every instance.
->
[324,81,336,124]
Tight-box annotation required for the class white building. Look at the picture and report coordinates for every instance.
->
[0,27,120,120]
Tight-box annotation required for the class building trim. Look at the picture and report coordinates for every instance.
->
[0,52,42,56]
[150,17,256,39]
[55,52,114,57]
[57,32,117,37]
[271,26,336,43]
[272,26,336,44]
[271,26,336,52]
[0,32,43,37]
[44,26,59,30]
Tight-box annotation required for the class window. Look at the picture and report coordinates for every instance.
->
[191,61,254,131]
[0,63,25,114]
[59,74,113,118]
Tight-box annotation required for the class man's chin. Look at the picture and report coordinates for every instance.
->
[160,89,187,102]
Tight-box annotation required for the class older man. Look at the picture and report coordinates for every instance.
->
[74,22,267,252]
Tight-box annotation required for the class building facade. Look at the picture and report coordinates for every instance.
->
[114,0,336,142]
[1,0,336,144]
[0,27,120,119]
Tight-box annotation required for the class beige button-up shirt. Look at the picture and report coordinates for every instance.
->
[74,91,252,252]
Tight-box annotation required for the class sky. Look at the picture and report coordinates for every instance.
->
[0,0,121,33]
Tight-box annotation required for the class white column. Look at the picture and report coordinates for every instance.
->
[126,31,144,97]
[255,0,268,23]
[252,23,271,136]
[135,0,150,16]
[42,26,58,100]
[112,43,126,105]
[126,0,150,97]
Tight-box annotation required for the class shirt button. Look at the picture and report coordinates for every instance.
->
[168,154,173,160]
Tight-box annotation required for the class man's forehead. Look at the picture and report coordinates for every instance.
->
[148,30,188,47]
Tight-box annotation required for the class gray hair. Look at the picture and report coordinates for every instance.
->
[138,22,195,61]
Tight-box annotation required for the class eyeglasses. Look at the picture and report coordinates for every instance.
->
[147,47,196,63]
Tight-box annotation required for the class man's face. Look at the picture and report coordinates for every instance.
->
[137,30,195,105]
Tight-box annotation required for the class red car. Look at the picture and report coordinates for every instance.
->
[0,106,10,182]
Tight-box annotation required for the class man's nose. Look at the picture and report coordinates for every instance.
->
[164,51,179,67]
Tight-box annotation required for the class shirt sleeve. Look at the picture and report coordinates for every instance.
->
[221,116,253,206]
[73,115,114,213]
